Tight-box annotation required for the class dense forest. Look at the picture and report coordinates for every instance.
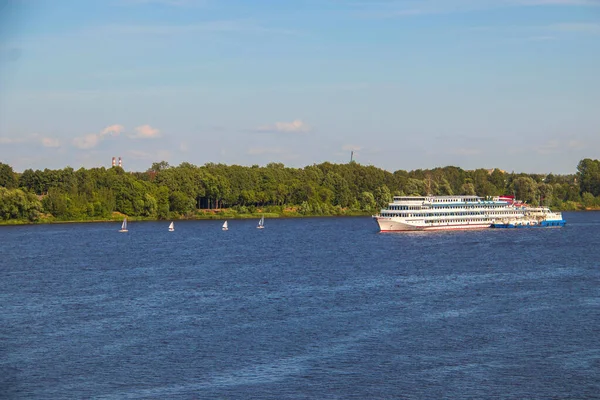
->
[1,158,600,223]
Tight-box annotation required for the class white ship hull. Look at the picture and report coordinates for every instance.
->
[375,217,491,232]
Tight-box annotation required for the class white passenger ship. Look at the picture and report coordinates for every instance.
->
[373,195,565,232]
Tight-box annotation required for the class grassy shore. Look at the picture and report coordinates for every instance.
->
[0,209,373,226]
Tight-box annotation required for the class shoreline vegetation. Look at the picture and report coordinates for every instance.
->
[2,158,600,226]
[0,209,374,226]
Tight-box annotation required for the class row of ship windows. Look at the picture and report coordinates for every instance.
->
[432,199,481,203]
[383,211,518,217]
[388,205,509,210]
[427,219,486,223]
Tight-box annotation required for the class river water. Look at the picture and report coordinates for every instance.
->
[1,212,599,399]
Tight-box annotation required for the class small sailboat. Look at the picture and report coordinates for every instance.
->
[168,221,174,232]
[119,218,128,233]
[222,220,228,231]
[257,215,265,229]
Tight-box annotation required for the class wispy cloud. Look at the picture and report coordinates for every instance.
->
[465,20,600,40]
[254,119,311,134]
[72,124,160,150]
[131,124,161,139]
[350,0,599,18]
[73,134,101,150]
[517,0,599,5]
[97,20,297,37]
[0,137,25,144]
[568,140,585,149]
[72,124,125,149]
[535,139,561,154]
[41,137,60,148]
[72,124,160,149]
[101,124,125,136]
[119,0,208,6]
[1,134,61,148]
[550,22,600,34]
[526,35,556,41]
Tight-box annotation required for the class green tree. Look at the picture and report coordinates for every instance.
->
[150,161,170,172]
[461,182,476,195]
[577,158,600,196]
[0,163,17,188]
[512,176,538,204]
[373,185,392,209]
[155,186,170,219]
[359,191,376,211]
[169,191,194,215]
[489,169,506,191]
[0,187,41,221]
[582,192,596,209]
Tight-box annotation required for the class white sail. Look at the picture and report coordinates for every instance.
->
[222,220,228,230]
[257,215,264,229]
[119,218,128,232]
[168,221,174,231]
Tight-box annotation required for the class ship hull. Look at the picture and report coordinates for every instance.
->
[375,217,491,232]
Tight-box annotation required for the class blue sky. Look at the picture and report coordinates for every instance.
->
[0,0,599,174]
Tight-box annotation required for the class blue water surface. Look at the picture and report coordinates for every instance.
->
[1,212,599,399]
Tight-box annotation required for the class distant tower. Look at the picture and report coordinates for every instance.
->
[350,151,354,163]
[118,157,122,168]
[112,157,116,167]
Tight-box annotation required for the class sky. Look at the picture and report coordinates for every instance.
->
[0,0,599,174]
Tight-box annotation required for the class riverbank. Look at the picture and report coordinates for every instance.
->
[2,206,599,227]
[0,209,373,226]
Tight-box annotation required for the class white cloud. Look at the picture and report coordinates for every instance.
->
[535,139,561,154]
[255,119,310,133]
[1,135,60,148]
[101,124,125,136]
[132,124,161,139]
[568,140,585,148]
[72,134,100,149]
[72,123,124,149]
[71,123,160,150]
[41,137,60,148]
[0,137,24,144]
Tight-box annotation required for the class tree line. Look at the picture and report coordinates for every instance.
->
[1,158,600,223]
